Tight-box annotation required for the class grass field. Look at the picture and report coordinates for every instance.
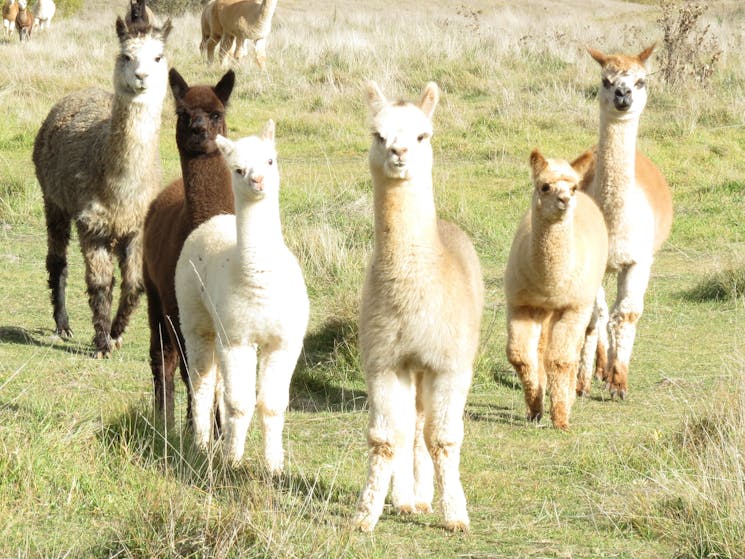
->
[1,0,744,557]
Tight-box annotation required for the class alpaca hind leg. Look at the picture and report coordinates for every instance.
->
[77,225,115,358]
[185,332,218,450]
[43,200,72,338]
[254,38,267,71]
[607,262,651,399]
[220,343,258,465]
[353,367,409,532]
[577,287,608,396]
[256,344,302,475]
[110,231,144,348]
[413,372,434,513]
[421,370,472,532]
[146,279,177,428]
[506,306,546,422]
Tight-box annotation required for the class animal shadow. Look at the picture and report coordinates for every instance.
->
[0,325,92,356]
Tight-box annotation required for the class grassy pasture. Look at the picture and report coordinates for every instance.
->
[0,0,744,557]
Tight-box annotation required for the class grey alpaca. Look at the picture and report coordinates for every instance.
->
[32,11,172,357]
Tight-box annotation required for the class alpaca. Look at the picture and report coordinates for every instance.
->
[14,0,32,41]
[2,0,18,36]
[125,0,155,27]
[204,0,278,70]
[175,122,309,473]
[143,68,235,428]
[505,150,608,429]
[33,12,172,358]
[574,45,673,399]
[353,81,483,532]
[32,0,54,31]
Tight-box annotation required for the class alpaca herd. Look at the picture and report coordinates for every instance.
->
[27,0,674,535]
[2,0,55,40]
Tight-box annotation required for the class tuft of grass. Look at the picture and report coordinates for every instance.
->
[684,266,745,302]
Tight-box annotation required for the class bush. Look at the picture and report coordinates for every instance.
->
[55,0,83,16]
[148,0,205,16]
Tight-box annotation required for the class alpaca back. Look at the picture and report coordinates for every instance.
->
[218,0,277,39]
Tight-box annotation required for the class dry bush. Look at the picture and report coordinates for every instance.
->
[148,0,203,16]
[657,0,722,86]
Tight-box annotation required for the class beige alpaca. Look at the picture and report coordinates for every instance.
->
[574,45,673,399]
[202,0,278,70]
[505,150,608,429]
[353,81,483,532]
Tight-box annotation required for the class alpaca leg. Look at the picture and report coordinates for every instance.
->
[220,343,258,465]
[607,262,651,399]
[254,38,267,71]
[184,332,218,450]
[145,277,177,427]
[353,367,410,532]
[389,370,417,514]
[256,344,302,475]
[577,287,608,396]
[110,231,144,349]
[219,35,234,66]
[77,225,115,358]
[546,308,589,429]
[206,35,219,63]
[506,306,545,422]
[421,370,472,532]
[413,372,434,513]
[43,200,72,338]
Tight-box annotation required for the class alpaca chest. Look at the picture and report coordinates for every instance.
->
[603,187,656,270]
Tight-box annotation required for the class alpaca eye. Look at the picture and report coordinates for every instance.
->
[121,54,132,62]
[237,168,247,177]
[155,56,163,63]
[635,78,646,88]
[417,133,429,143]
[373,132,384,143]
[541,183,551,193]
[268,159,274,166]
[210,112,221,122]
[602,77,612,89]
[570,185,577,194]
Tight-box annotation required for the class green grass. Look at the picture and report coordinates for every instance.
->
[1,0,745,557]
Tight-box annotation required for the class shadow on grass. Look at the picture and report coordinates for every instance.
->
[0,325,93,356]
[492,368,522,391]
[680,266,745,302]
[290,317,368,414]
[465,402,525,426]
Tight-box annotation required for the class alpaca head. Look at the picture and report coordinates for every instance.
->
[113,15,172,102]
[529,149,581,223]
[364,81,438,181]
[215,121,279,203]
[169,68,235,157]
[129,0,148,24]
[588,44,654,121]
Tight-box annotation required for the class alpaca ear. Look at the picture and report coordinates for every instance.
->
[168,68,189,102]
[214,70,236,106]
[570,148,595,177]
[529,149,548,177]
[115,16,127,40]
[262,119,276,143]
[364,81,387,115]
[587,46,608,67]
[637,43,656,64]
[419,82,440,121]
[158,19,173,43]
[215,135,234,159]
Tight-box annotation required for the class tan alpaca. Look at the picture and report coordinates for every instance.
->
[505,150,608,429]
[353,81,483,532]
[202,0,278,70]
[574,45,673,399]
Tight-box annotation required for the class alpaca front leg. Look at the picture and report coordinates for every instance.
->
[220,344,258,465]
[506,307,545,422]
[110,232,145,349]
[421,371,471,532]
[390,371,417,514]
[256,345,302,476]
[44,201,72,338]
[184,334,218,449]
[577,287,608,396]
[78,228,115,358]
[353,367,408,532]
[254,38,267,71]
[607,262,651,399]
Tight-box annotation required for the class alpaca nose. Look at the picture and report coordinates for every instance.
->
[390,146,408,157]
[251,174,264,190]
[135,70,148,81]
[190,115,207,132]
[614,86,632,109]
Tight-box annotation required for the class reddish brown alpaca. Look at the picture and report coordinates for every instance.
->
[143,68,235,427]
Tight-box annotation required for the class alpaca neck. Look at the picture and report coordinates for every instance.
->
[372,173,440,259]
[181,152,234,228]
[258,0,278,27]
[235,194,285,272]
[594,111,639,217]
[530,211,575,286]
[106,94,162,189]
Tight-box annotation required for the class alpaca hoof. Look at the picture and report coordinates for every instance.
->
[94,349,111,359]
[415,502,433,514]
[552,420,570,431]
[55,326,73,339]
[526,411,542,423]
[607,383,627,400]
[443,519,469,532]
[576,388,589,397]
[352,513,377,533]
[112,336,123,350]
[396,504,415,515]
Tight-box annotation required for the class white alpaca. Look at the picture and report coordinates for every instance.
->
[175,121,309,474]
[505,150,608,429]
[353,81,483,532]
[575,45,673,399]
[32,0,54,31]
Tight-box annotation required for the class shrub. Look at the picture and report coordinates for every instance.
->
[147,0,204,16]
[55,0,83,16]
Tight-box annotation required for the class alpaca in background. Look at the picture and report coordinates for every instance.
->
[353,81,483,532]
[14,0,32,41]
[176,123,309,473]
[32,0,54,31]
[2,0,18,36]
[33,9,172,357]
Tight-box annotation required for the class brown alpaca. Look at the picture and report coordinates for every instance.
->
[143,68,235,427]
[14,0,32,41]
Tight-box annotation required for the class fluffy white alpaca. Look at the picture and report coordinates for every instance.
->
[353,81,483,532]
[574,45,673,399]
[175,121,309,473]
[505,150,608,429]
